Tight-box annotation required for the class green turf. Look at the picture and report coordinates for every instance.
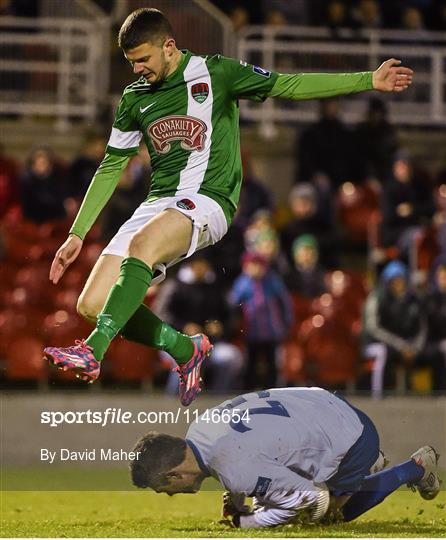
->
[2,485,445,537]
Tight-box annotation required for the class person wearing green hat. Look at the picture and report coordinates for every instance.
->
[284,234,326,298]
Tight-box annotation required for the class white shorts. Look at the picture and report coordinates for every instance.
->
[102,193,228,284]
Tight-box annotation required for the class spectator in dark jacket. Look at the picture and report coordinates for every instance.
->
[354,98,398,184]
[297,98,355,189]
[381,150,434,251]
[423,254,446,392]
[19,147,67,224]
[362,260,426,398]
[162,254,228,335]
[231,251,293,390]
[67,134,106,199]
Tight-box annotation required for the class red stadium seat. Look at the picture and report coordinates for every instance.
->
[5,336,48,382]
[414,227,440,276]
[107,338,156,383]
[337,182,381,245]
[299,315,358,388]
[280,340,306,384]
[38,219,72,241]
[290,293,313,330]
[0,263,20,309]
[52,289,81,312]
[42,310,91,345]
[0,307,46,344]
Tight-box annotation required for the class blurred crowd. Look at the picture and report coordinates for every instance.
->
[1,94,445,396]
[2,0,445,32]
[213,0,446,33]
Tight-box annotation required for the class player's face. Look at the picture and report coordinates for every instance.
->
[155,471,201,496]
[125,39,174,84]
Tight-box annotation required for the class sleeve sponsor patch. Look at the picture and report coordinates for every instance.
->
[253,66,271,78]
[251,476,272,497]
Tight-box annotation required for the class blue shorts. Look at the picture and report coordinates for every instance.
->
[326,397,380,496]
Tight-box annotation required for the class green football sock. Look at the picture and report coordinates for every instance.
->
[122,304,194,364]
[86,257,153,361]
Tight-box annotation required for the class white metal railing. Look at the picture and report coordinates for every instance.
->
[196,0,236,56]
[238,26,446,134]
[0,15,110,128]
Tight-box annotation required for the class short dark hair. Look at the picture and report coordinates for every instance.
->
[130,432,187,489]
[118,8,174,50]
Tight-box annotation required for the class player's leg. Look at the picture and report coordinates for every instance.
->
[77,254,124,324]
[87,207,216,405]
[342,446,441,522]
[84,208,194,359]
[77,254,185,358]
[45,194,226,404]
[45,209,195,383]
[44,254,123,381]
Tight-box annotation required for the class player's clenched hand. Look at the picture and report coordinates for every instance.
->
[49,234,83,284]
[372,58,413,93]
[219,491,251,527]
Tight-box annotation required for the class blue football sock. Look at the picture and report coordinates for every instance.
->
[342,460,424,522]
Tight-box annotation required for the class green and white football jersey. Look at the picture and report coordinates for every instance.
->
[106,51,279,225]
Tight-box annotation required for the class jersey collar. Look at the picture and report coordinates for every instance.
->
[186,438,211,477]
[163,49,191,84]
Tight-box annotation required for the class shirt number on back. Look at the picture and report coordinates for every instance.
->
[219,390,290,433]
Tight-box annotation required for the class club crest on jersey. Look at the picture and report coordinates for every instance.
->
[191,82,209,103]
[147,115,207,155]
[176,198,196,211]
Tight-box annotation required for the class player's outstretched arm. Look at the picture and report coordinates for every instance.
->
[372,58,413,92]
[268,59,413,101]
[49,153,129,284]
[49,234,83,284]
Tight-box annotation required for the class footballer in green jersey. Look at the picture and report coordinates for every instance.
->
[44,7,413,406]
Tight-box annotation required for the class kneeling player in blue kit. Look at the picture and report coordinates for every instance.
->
[130,387,441,528]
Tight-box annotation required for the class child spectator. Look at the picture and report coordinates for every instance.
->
[284,234,326,298]
[250,228,289,276]
[231,251,293,390]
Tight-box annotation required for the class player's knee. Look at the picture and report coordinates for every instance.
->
[76,296,100,322]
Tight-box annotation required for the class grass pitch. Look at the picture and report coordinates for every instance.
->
[1,469,445,537]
